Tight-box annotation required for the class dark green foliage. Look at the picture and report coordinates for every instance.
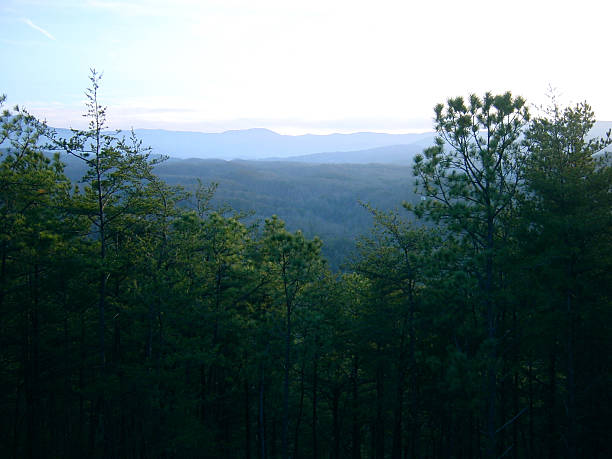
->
[411,92,531,458]
[151,159,419,270]
[57,156,420,270]
[1,81,611,459]
[517,102,612,458]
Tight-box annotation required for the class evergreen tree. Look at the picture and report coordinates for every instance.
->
[0,95,81,458]
[260,216,323,459]
[521,101,612,458]
[412,92,529,458]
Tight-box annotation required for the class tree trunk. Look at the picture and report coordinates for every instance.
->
[293,363,305,459]
[485,218,497,459]
[351,355,360,459]
[528,358,534,459]
[566,289,576,459]
[312,353,318,459]
[375,363,385,459]
[392,332,406,459]
[547,352,557,459]
[281,301,291,459]
[408,285,418,459]
[98,202,106,369]
[332,386,340,459]
[25,265,41,459]
[258,364,266,459]
[246,380,252,459]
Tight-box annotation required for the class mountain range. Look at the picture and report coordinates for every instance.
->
[49,121,612,163]
[51,126,436,162]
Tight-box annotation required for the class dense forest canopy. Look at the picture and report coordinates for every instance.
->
[59,154,421,270]
[1,75,611,459]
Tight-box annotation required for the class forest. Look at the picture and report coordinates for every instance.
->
[60,154,421,270]
[1,74,611,459]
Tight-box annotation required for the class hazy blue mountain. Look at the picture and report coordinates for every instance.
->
[133,128,437,160]
[265,144,424,164]
[46,122,611,163]
[49,126,436,160]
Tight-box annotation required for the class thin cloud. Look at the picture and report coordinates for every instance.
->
[22,18,56,40]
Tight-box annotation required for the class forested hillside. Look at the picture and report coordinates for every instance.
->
[158,160,420,269]
[60,156,420,269]
[1,78,611,459]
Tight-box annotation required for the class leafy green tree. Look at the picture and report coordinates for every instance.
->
[260,216,323,459]
[0,95,82,458]
[412,92,529,458]
[52,70,163,368]
[521,101,612,458]
[43,71,167,457]
[354,207,437,459]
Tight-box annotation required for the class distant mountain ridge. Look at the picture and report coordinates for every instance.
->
[48,122,612,163]
[50,126,436,161]
[265,144,423,164]
[132,128,436,160]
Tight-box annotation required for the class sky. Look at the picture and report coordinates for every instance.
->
[1,0,610,134]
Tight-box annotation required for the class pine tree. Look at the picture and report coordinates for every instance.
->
[412,92,529,458]
[521,101,612,458]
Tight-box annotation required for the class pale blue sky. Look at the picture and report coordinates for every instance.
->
[1,0,610,134]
